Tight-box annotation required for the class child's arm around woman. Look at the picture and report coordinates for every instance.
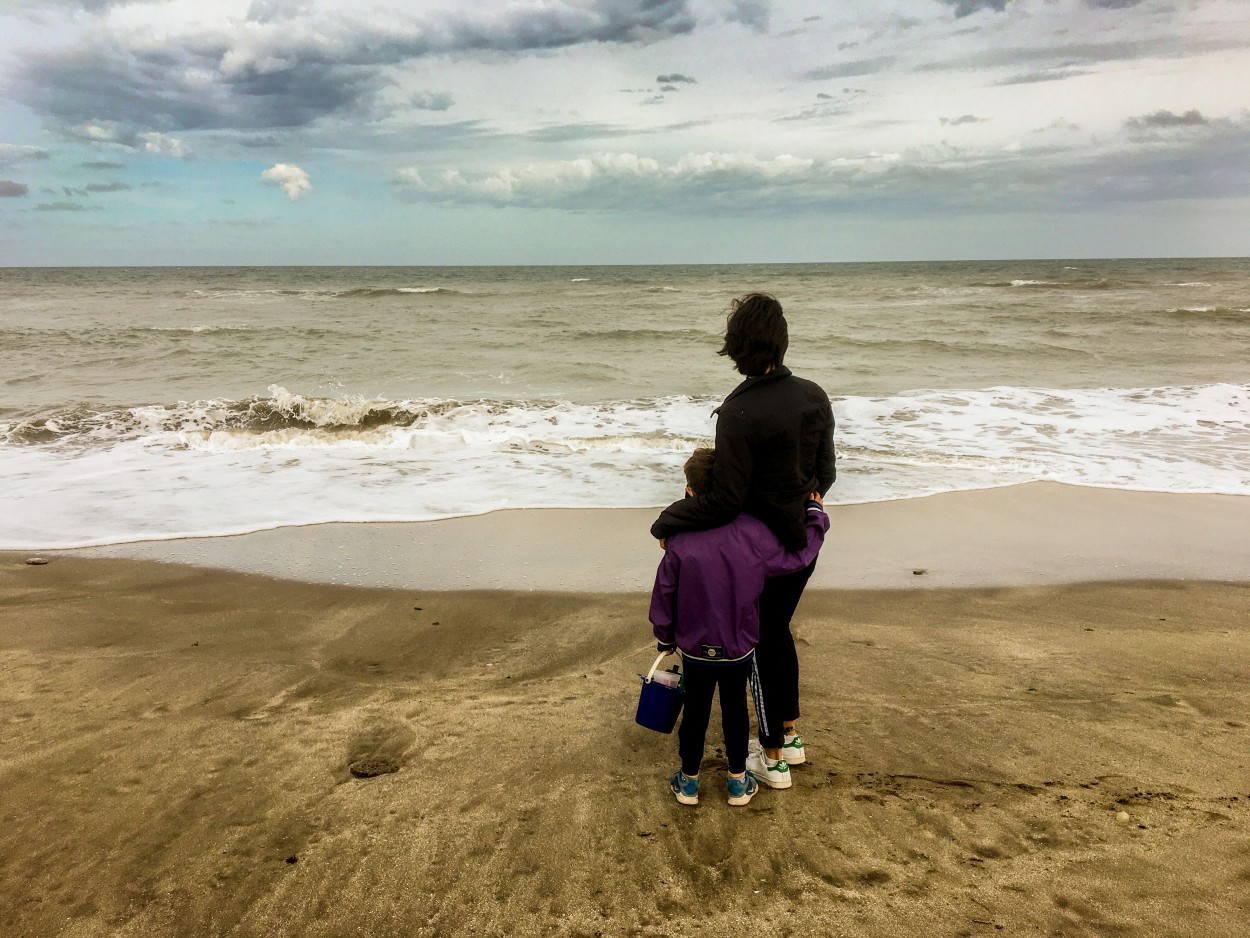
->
[756,493,829,578]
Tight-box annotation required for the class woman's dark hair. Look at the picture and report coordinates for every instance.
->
[718,293,788,376]
[683,447,715,495]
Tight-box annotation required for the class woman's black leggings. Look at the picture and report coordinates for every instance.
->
[678,656,753,776]
[753,557,818,749]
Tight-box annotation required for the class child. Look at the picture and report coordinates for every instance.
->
[649,447,829,806]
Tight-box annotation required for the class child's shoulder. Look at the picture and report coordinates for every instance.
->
[671,514,776,550]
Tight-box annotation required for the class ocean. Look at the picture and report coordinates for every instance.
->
[2,259,1248,550]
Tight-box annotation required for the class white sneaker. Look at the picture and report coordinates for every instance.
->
[781,732,806,765]
[746,750,792,789]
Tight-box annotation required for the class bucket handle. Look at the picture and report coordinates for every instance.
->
[645,652,679,683]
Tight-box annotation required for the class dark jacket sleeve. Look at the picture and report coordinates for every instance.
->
[650,405,752,541]
[815,397,836,495]
[648,549,680,647]
[758,501,830,577]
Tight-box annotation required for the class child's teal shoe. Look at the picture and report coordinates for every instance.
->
[670,770,699,805]
[726,772,758,807]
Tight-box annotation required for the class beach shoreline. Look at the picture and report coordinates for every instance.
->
[45,482,1250,591]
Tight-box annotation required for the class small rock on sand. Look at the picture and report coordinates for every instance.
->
[349,760,399,779]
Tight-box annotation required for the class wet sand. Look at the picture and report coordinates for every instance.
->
[62,482,1250,591]
[2,485,1249,936]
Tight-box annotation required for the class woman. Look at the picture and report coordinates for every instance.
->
[651,292,835,788]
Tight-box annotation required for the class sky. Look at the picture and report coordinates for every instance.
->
[0,0,1248,265]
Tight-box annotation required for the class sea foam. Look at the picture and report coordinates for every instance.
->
[2,383,1246,549]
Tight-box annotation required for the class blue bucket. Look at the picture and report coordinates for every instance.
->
[635,654,684,733]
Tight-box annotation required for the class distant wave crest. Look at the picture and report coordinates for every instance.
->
[189,286,473,300]
[970,278,1135,290]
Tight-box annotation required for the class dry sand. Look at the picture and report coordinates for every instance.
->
[2,536,1249,936]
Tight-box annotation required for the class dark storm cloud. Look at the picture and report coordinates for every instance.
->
[802,57,896,80]
[1128,109,1208,128]
[0,180,29,197]
[1087,0,1148,7]
[14,1,698,135]
[656,74,697,84]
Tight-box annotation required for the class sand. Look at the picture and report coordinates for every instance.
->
[64,482,1250,590]
[2,487,1249,937]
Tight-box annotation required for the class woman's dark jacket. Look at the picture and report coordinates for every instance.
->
[651,366,835,552]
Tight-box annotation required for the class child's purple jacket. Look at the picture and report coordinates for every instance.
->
[649,503,829,662]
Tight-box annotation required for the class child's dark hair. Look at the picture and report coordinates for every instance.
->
[683,447,715,495]
[719,293,788,376]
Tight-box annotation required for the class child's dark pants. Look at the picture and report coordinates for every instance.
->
[678,655,754,777]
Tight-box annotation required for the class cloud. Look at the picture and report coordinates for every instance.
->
[802,57,896,80]
[210,217,278,228]
[995,68,1093,85]
[1128,109,1208,128]
[60,122,188,156]
[262,162,312,199]
[941,0,1012,15]
[139,132,188,157]
[85,181,132,192]
[725,0,769,30]
[36,201,102,211]
[527,123,635,142]
[392,112,1250,216]
[409,91,454,112]
[81,160,126,169]
[14,1,701,137]
[940,115,987,126]
[0,144,50,166]
[657,73,697,84]
[47,0,159,9]
[395,150,878,212]
[925,34,1249,79]
[776,99,854,123]
[0,180,29,197]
